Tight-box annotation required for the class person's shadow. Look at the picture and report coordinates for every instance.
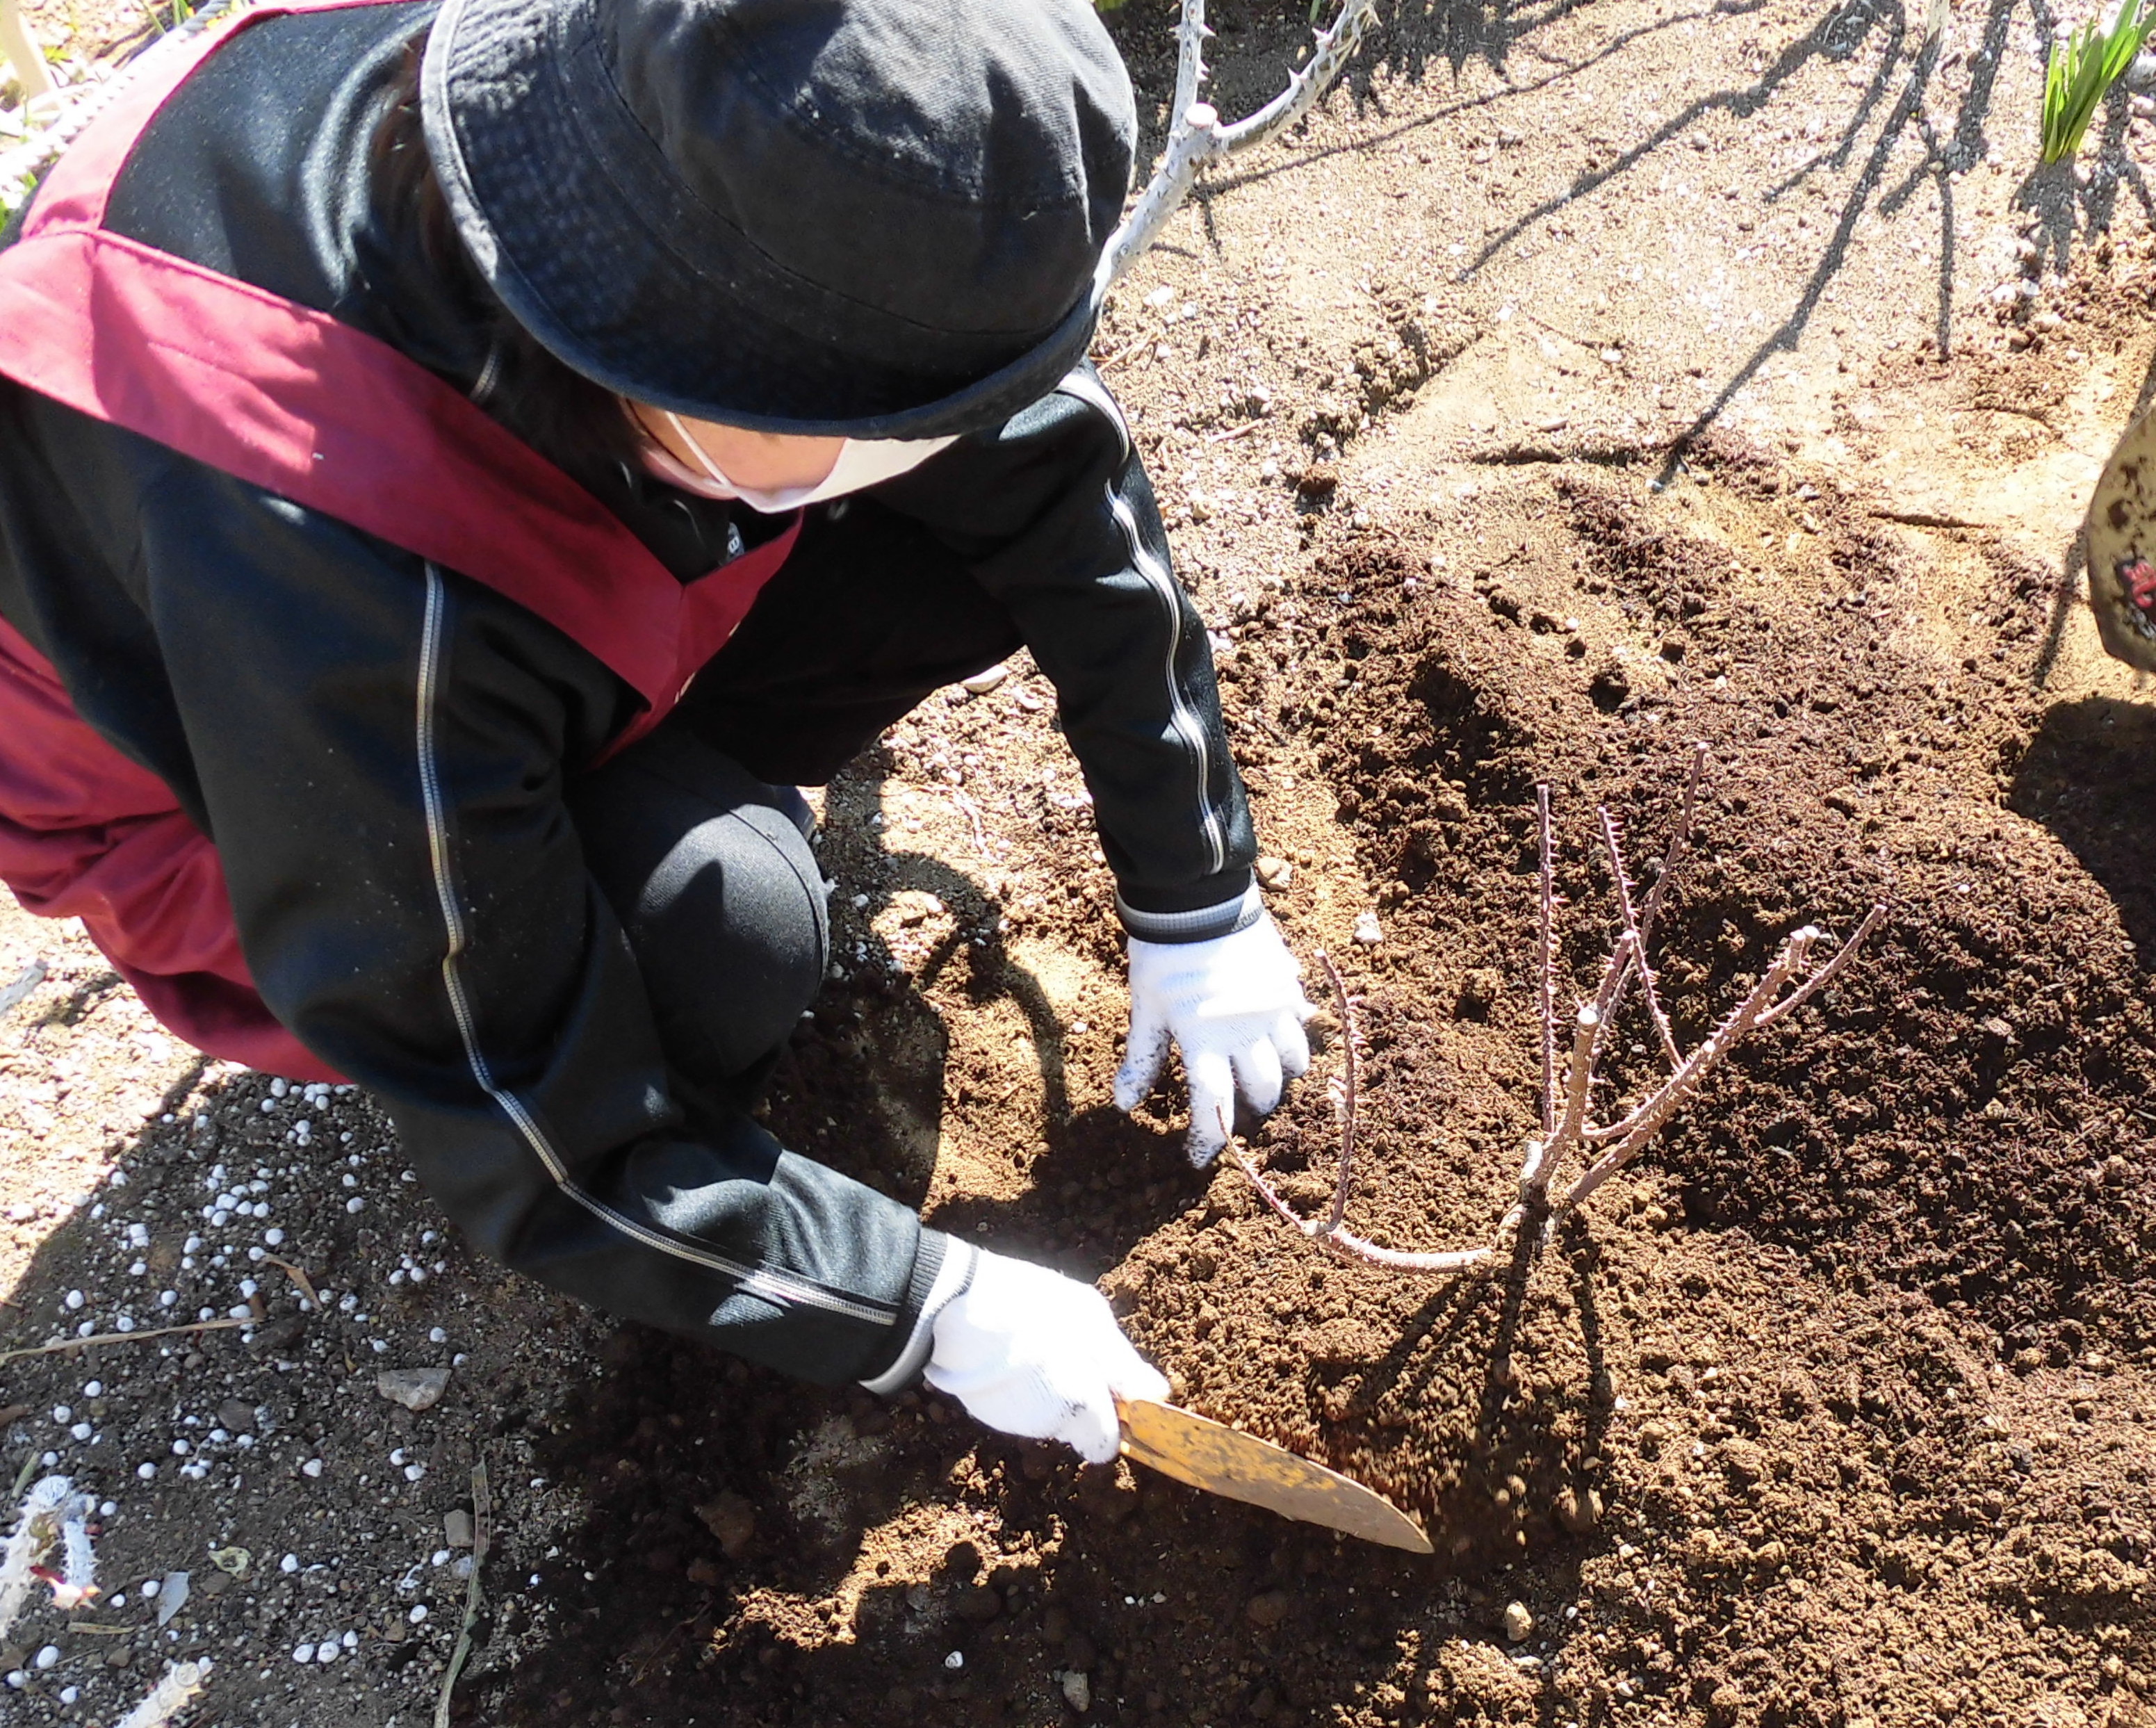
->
[756,730,1213,1270]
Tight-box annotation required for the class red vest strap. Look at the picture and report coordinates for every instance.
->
[0,0,794,732]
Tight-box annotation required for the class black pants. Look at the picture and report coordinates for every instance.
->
[568,726,828,1105]
[567,495,1015,1098]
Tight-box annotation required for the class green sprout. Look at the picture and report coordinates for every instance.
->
[2043,0,2154,165]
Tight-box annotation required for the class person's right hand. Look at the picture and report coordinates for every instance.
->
[924,1248,1168,1463]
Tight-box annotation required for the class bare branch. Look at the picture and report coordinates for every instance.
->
[1168,0,1210,150]
[1214,0,1382,154]
[1537,782,1557,1139]
[1551,1002,1601,1162]
[1317,1228,1494,1274]
[1755,902,1888,1028]
[1598,809,1680,1068]
[1232,750,1881,1282]
[1097,0,1382,292]
[1555,928,1820,1219]
[1228,1141,1326,1239]
[1226,951,1496,1275]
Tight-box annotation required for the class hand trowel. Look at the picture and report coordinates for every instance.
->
[1115,1397,1433,1553]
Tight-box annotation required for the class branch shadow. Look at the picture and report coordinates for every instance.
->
[1651,8,1950,487]
[773,742,1211,1275]
[1464,0,1907,286]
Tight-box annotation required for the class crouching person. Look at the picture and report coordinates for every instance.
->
[0,0,1312,1458]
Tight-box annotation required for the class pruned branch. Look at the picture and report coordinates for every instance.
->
[1226,954,1496,1273]
[1536,782,1558,1141]
[1228,753,1885,1274]
[1097,0,1382,292]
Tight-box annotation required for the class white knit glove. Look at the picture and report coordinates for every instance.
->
[1115,910,1314,1166]
[924,1248,1168,1464]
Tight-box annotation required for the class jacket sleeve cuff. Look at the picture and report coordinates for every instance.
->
[858,1232,977,1395]
[1115,882,1264,945]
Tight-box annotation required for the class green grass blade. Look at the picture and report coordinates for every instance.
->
[2043,1,2152,164]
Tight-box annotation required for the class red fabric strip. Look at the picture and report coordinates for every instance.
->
[0,617,339,1079]
[0,229,692,708]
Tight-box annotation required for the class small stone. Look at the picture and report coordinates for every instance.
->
[247,1315,307,1353]
[105,1647,132,1670]
[217,1399,256,1434]
[1455,968,1503,1018]
[694,1491,756,1559]
[1244,1590,1291,1629]
[960,663,1011,694]
[1254,856,1293,890]
[1555,1486,1603,1534]
[1501,1601,1533,1643]
[1352,911,1382,945]
[443,1510,475,1550]
[1061,1669,1093,1713]
[375,1368,450,1412]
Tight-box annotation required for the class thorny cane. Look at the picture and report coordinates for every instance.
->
[1230,748,1886,1271]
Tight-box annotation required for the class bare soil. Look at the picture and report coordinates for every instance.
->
[4,1,2156,1726]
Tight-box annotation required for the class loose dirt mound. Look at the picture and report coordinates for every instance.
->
[486,447,2156,1728]
[8,0,2156,1723]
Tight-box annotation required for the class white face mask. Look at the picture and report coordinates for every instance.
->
[641,407,955,512]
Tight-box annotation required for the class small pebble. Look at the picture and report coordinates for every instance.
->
[376,1368,450,1412]
[1502,1601,1534,1643]
[1353,910,1382,945]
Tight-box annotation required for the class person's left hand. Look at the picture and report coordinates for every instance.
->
[1114,911,1314,1165]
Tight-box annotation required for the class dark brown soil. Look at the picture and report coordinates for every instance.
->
[10,0,2156,1724]
[485,434,2156,1728]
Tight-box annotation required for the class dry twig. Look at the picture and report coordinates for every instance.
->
[1230,751,1885,1270]
[434,1460,489,1728]
[0,1316,248,1371]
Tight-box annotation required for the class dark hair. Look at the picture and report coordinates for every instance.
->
[370,33,646,486]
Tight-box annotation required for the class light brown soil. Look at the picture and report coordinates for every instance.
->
[4,1,2155,1725]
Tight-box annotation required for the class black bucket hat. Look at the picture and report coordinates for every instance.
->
[420,0,1136,438]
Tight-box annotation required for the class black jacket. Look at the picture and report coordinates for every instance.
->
[0,1,1254,1385]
